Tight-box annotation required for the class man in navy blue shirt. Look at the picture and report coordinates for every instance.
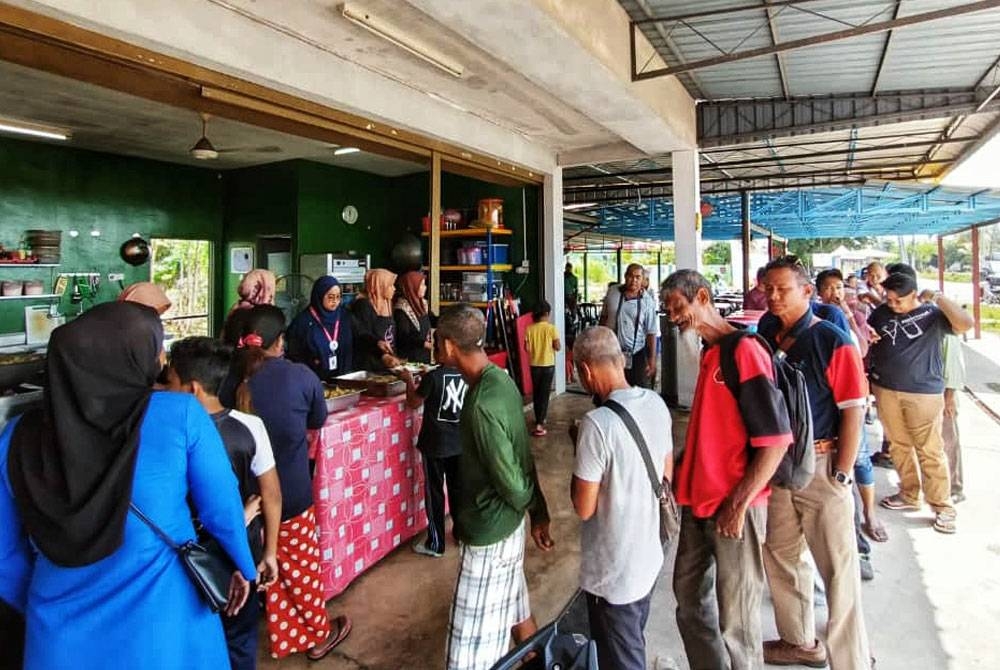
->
[756,256,871,670]
[868,271,973,534]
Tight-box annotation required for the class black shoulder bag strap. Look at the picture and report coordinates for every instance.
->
[603,398,664,497]
[129,503,182,550]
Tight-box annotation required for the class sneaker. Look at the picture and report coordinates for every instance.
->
[880,494,920,511]
[411,540,444,558]
[870,452,894,469]
[952,491,967,504]
[763,639,828,668]
[859,553,874,581]
[933,510,957,534]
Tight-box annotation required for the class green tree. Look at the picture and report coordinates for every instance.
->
[702,242,731,265]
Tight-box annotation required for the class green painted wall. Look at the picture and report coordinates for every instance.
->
[0,136,223,335]
[0,137,542,336]
[221,161,298,314]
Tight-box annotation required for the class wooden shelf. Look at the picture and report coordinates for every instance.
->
[0,293,61,301]
[432,264,512,272]
[440,301,489,307]
[421,228,513,238]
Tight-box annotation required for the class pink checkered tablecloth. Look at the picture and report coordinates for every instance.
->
[311,395,426,599]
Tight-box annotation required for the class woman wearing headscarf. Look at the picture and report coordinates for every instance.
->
[393,271,432,364]
[286,276,353,381]
[222,269,277,346]
[231,305,353,661]
[351,268,402,370]
[117,281,172,315]
[0,301,255,670]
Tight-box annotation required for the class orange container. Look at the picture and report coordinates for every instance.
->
[476,198,504,229]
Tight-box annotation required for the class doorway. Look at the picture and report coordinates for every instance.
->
[150,238,212,340]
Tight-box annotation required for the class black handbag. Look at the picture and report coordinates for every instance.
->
[129,503,235,613]
[603,399,681,546]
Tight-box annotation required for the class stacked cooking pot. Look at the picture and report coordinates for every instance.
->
[25,230,61,264]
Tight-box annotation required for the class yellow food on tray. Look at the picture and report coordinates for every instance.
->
[323,386,356,399]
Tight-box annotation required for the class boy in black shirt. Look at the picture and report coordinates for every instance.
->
[167,337,282,670]
[399,335,468,557]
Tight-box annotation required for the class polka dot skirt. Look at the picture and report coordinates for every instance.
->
[266,507,332,658]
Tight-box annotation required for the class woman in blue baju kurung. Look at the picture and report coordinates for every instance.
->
[0,301,256,670]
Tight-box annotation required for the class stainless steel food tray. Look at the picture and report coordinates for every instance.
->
[323,387,363,413]
[331,370,406,396]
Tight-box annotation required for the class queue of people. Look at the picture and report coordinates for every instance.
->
[0,254,972,670]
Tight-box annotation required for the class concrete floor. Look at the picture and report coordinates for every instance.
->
[260,363,1000,669]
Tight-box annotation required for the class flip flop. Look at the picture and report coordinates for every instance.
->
[531,427,547,437]
[863,521,889,543]
[307,615,352,661]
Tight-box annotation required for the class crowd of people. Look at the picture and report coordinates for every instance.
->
[0,252,971,670]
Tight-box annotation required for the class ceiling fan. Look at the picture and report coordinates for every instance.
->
[189,113,282,160]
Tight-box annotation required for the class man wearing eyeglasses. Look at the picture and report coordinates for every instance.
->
[756,256,872,670]
[600,263,659,388]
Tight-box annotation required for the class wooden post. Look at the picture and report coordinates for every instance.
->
[583,251,589,302]
[616,246,623,284]
[937,235,945,292]
[972,226,981,340]
[767,232,774,261]
[429,152,441,314]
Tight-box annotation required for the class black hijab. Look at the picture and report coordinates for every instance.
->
[7,301,164,567]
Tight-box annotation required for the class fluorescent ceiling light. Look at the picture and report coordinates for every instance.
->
[563,202,598,210]
[340,3,464,78]
[0,118,71,141]
[334,147,361,156]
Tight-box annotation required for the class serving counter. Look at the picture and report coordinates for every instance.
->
[310,395,427,599]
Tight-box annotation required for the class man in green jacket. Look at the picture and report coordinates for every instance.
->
[436,304,554,670]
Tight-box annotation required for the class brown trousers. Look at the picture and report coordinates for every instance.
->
[873,385,954,512]
[764,454,871,670]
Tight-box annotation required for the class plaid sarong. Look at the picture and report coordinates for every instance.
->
[446,522,530,670]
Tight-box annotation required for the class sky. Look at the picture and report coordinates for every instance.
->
[942,130,1000,189]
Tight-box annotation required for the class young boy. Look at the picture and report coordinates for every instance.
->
[399,334,468,558]
[524,299,561,436]
[166,337,282,670]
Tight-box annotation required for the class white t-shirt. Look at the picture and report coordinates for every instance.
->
[574,387,672,604]
[228,408,276,476]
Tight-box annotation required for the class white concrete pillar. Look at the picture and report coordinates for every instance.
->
[671,150,701,407]
[672,150,701,270]
[543,169,566,394]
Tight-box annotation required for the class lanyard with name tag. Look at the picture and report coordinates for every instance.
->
[310,307,341,371]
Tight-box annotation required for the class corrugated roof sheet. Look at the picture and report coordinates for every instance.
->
[565,182,1000,241]
[619,0,1000,99]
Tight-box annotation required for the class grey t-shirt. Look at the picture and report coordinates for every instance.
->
[574,387,672,604]
[601,286,660,355]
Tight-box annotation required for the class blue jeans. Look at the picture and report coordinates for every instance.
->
[853,431,874,487]
[586,591,652,670]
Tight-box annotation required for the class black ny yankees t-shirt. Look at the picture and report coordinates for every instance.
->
[868,302,952,394]
[416,366,468,458]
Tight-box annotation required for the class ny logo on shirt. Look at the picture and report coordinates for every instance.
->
[438,374,467,423]
[879,310,930,345]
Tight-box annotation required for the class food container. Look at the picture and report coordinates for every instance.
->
[22,280,44,296]
[322,386,363,413]
[475,198,504,229]
[474,242,509,264]
[332,370,406,396]
[1,280,23,297]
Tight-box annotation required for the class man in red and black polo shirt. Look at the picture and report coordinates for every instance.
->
[662,269,792,670]
[757,256,871,670]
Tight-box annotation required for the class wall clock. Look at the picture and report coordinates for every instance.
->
[342,205,359,225]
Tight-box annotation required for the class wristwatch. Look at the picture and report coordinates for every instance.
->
[833,470,853,486]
